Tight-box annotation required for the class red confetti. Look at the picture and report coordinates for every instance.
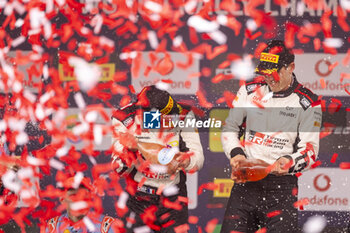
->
[311,160,322,169]
[339,162,350,169]
[197,182,219,195]
[205,218,218,233]
[155,54,174,76]
[266,210,282,218]
[330,153,338,163]
[256,228,267,233]
[188,216,198,224]
[294,198,309,209]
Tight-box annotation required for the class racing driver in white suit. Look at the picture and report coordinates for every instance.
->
[221,40,322,233]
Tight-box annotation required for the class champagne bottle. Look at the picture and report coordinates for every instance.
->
[232,159,271,182]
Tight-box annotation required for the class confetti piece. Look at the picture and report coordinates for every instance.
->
[266,210,281,218]
[339,162,350,169]
[303,215,327,233]
[197,182,219,195]
[205,218,218,233]
[83,216,97,232]
[294,198,309,209]
[155,54,174,76]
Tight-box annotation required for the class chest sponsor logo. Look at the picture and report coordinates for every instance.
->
[248,130,289,149]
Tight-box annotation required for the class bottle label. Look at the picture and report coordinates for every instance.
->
[158,147,179,165]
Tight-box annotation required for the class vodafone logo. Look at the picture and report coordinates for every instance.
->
[315,59,332,77]
[313,174,331,192]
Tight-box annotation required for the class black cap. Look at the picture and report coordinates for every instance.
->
[255,40,295,75]
[137,85,181,115]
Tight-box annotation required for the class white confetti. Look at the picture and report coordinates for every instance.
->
[15,18,24,27]
[72,122,89,135]
[88,156,97,165]
[29,8,45,29]
[216,15,228,26]
[93,125,103,145]
[70,201,88,211]
[99,36,114,48]
[53,108,66,126]
[56,146,69,158]
[74,92,86,109]
[297,1,305,16]
[12,80,22,93]
[144,1,162,13]
[119,51,138,60]
[187,15,219,33]
[2,170,21,193]
[46,0,54,13]
[73,172,84,189]
[16,131,28,145]
[147,31,159,49]
[27,156,45,166]
[35,104,45,120]
[126,0,134,8]
[134,225,152,233]
[0,120,7,131]
[43,64,49,80]
[17,167,34,180]
[12,0,25,15]
[340,0,350,10]
[184,0,198,14]
[11,36,25,48]
[55,0,66,7]
[246,19,257,32]
[49,158,65,170]
[91,14,103,34]
[39,90,54,104]
[173,36,183,47]
[126,212,136,228]
[85,111,98,123]
[162,185,179,196]
[155,81,169,91]
[69,57,101,91]
[117,191,129,209]
[208,30,227,45]
[303,215,327,233]
[230,55,255,81]
[323,38,343,48]
[4,3,13,15]
[83,216,97,232]
[8,118,26,131]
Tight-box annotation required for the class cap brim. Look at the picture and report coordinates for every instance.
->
[255,61,279,75]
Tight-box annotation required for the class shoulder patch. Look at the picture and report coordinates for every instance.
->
[47,216,59,233]
[101,216,115,233]
[294,84,319,110]
[245,79,267,95]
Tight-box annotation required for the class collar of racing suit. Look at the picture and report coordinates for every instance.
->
[271,73,299,98]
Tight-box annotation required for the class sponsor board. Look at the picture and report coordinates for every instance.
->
[187,172,198,209]
[209,109,229,152]
[213,178,234,198]
[131,52,199,95]
[58,63,115,81]
[5,51,43,93]
[294,53,350,96]
[56,108,112,150]
[298,168,350,211]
